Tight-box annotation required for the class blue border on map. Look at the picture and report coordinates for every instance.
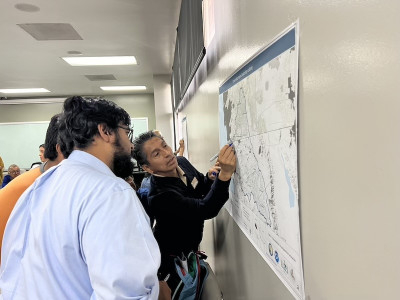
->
[219,28,295,95]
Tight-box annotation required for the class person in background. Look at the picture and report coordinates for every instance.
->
[1,164,20,188]
[132,130,236,292]
[30,144,47,169]
[153,129,162,137]
[173,139,185,156]
[38,144,46,162]
[0,114,65,264]
[0,96,170,300]
[125,175,138,190]
[140,172,151,190]
[0,155,4,186]
[136,172,153,226]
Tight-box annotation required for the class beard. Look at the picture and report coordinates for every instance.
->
[112,135,134,179]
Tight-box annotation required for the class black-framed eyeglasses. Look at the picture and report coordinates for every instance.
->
[117,125,134,142]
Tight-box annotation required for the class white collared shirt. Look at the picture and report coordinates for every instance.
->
[0,150,160,299]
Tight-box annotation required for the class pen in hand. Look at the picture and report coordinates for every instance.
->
[209,140,233,162]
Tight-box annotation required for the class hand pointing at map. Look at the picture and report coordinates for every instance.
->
[217,143,236,181]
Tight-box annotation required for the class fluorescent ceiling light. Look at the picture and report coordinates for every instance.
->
[0,98,65,105]
[100,86,146,91]
[0,88,50,94]
[62,56,137,66]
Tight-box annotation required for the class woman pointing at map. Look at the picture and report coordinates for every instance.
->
[132,130,236,298]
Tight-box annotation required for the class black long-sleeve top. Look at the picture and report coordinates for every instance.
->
[147,156,231,269]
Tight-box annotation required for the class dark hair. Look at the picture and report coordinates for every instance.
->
[43,114,61,160]
[39,144,45,148]
[132,130,162,166]
[58,96,130,155]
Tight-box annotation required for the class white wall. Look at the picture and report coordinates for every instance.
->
[153,75,174,147]
[177,0,400,299]
[0,94,156,129]
[0,94,156,170]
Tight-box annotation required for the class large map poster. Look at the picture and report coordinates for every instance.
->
[218,22,304,299]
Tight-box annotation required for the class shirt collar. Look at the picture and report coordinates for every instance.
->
[177,166,187,185]
[153,166,187,186]
[68,150,115,177]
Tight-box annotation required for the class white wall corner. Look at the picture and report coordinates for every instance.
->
[153,75,174,147]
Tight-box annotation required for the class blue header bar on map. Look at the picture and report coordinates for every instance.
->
[219,27,295,95]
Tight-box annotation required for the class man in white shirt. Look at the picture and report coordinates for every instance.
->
[0,96,169,300]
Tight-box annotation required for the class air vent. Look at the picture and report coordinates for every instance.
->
[14,3,40,12]
[85,75,117,81]
[18,23,83,40]
[67,50,82,55]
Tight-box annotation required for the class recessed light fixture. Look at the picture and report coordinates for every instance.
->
[62,56,137,66]
[100,86,146,91]
[0,88,50,94]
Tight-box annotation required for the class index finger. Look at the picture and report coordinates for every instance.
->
[218,144,230,157]
[219,144,235,160]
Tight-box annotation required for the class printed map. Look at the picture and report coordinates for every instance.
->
[218,24,304,299]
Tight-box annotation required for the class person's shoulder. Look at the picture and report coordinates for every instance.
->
[178,156,198,174]
[93,168,133,193]
[0,168,41,195]
[177,156,190,166]
[88,170,130,190]
[148,175,168,192]
[148,188,181,207]
[60,159,129,192]
[17,168,41,180]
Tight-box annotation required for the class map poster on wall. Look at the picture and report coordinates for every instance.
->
[218,22,304,299]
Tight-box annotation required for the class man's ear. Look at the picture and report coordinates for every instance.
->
[97,124,112,142]
[55,144,65,161]
[142,164,153,174]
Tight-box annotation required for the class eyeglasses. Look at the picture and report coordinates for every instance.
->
[117,125,134,142]
[10,170,20,175]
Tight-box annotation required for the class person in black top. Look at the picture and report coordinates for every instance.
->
[132,131,236,288]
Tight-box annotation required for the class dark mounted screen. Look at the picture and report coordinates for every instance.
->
[172,0,205,111]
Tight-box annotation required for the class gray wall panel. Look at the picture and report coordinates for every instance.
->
[179,0,400,299]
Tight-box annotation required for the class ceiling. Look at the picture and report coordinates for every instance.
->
[0,0,181,99]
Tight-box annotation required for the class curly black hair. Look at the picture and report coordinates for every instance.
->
[44,114,62,160]
[58,96,130,156]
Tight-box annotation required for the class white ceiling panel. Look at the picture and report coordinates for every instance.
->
[0,0,181,99]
